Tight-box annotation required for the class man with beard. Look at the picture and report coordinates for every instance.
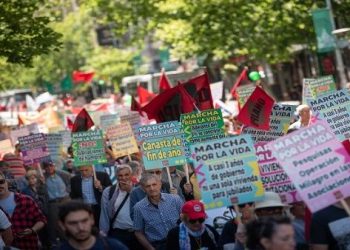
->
[55,200,127,250]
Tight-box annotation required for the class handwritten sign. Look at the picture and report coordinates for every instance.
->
[137,121,186,169]
[47,133,64,161]
[309,89,350,141]
[100,114,120,131]
[267,121,350,212]
[181,109,225,144]
[18,133,50,165]
[0,140,14,160]
[72,130,106,167]
[255,142,299,204]
[190,135,264,210]
[243,104,295,142]
[107,122,139,158]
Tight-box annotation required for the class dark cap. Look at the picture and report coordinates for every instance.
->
[42,160,55,168]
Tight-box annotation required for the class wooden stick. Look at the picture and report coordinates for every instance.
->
[92,165,97,181]
[184,163,190,184]
[340,199,350,216]
[234,204,242,224]
[37,163,44,177]
[165,167,173,188]
[128,154,132,162]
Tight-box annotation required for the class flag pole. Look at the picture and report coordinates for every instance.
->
[165,167,173,188]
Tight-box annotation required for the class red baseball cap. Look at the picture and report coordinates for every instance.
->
[181,200,207,220]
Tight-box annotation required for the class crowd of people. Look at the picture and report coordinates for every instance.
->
[0,80,350,250]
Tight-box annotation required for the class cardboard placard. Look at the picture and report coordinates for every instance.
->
[0,139,14,160]
[243,104,296,142]
[100,114,120,131]
[137,121,186,169]
[255,142,299,204]
[309,75,336,98]
[268,121,350,212]
[47,133,64,161]
[72,130,106,167]
[190,135,264,210]
[107,122,139,158]
[309,89,350,141]
[18,133,50,165]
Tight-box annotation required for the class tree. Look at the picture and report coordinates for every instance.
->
[0,0,62,65]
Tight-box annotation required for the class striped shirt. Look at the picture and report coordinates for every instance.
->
[133,193,183,242]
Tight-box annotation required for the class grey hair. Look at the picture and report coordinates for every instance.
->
[139,173,161,186]
[115,164,132,175]
[128,161,141,173]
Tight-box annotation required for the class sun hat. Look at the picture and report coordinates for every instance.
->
[182,200,207,220]
[254,192,289,210]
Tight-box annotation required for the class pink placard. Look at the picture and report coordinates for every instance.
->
[267,121,350,212]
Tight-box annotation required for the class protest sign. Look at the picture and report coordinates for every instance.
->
[107,122,139,158]
[18,133,50,165]
[309,75,336,98]
[121,111,141,135]
[255,142,299,204]
[100,114,120,131]
[190,135,264,210]
[137,121,186,169]
[72,130,106,167]
[210,81,223,101]
[10,123,39,145]
[302,78,314,105]
[236,83,255,107]
[0,140,14,160]
[181,109,225,144]
[267,121,350,212]
[243,104,296,142]
[309,89,350,141]
[47,133,64,161]
[59,130,72,148]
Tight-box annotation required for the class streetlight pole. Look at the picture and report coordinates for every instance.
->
[326,0,347,88]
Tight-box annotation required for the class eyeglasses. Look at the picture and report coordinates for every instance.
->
[0,179,6,185]
[148,170,162,175]
[188,218,205,224]
[238,202,254,209]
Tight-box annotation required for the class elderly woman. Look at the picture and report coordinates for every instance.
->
[22,169,49,215]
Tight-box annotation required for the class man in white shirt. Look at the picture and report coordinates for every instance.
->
[0,207,13,247]
[99,164,141,249]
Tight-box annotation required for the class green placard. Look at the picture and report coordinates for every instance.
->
[312,8,336,53]
[180,109,225,144]
[72,130,106,166]
[308,75,336,98]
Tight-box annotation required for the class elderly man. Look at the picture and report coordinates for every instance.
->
[0,171,46,250]
[134,173,183,250]
[288,104,311,131]
[70,165,111,225]
[99,164,141,249]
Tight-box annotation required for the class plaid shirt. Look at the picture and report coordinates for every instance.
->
[9,193,47,250]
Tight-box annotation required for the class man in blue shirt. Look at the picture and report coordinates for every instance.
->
[55,200,127,250]
[134,173,183,250]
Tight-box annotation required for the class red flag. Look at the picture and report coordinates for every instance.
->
[72,108,94,132]
[182,72,214,110]
[236,86,275,130]
[159,71,171,92]
[178,84,196,113]
[17,115,25,126]
[137,86,157,104]
[67,117,74,130]
[230,67,248,98]
[131,96,142,115]
[72,71,95,83]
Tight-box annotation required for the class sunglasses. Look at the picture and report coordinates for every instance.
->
[148,170,162,175]
[188,218,205,224]
[256,207,283,213]
[0,179,6,185]
[238,202,254,209]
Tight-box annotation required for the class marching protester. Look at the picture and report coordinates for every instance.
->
[288,104,311,131]
[180,164,201,201]
[0,207,13,247]
[43,160,71,245]
[0,170,46,250]
[99,164,141,249]
[128,160,143,184]
[290,201,308,250]
[166,200,220,250]
[55,200,128,250]
[133,173,183,250]
[245,216,295,250]
[129,168,182,219]
[162,165,185,190]
[70,165,111,226]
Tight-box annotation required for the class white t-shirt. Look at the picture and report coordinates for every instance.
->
[0,208,11,247]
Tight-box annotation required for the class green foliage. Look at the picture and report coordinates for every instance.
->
[0,0,62,65]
